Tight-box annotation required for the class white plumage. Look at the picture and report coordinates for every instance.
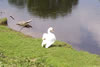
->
[41,27,56,48]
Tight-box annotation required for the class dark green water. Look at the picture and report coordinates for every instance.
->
[0,0,100,54]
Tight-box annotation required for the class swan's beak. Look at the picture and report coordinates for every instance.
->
[50,29,54,32]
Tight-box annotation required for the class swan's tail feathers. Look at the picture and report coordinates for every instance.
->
[41,42,44,47]
[41,41,46,47]
[42,33,48,47]
[42,33,48,40]
[45,43,51,48]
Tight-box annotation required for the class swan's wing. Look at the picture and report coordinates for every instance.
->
[49,34,56,44]
[42,33,48,40]
[53,34,56,41]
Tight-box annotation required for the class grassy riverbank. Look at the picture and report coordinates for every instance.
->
[0,26,100,67]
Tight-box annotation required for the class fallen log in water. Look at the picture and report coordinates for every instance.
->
[0,18,7,25]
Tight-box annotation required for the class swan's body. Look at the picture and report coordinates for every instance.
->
[42,27,56,48]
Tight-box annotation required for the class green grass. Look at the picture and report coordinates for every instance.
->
[0,18,7,25]
[0,25,100,67]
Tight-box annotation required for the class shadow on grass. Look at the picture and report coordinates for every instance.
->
[50,44,72,48]
[51,44,66,47]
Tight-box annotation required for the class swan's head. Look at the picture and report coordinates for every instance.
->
[48,27,54,33]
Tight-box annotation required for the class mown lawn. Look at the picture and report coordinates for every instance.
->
[0,26,100,67]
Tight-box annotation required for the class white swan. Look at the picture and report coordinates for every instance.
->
[41,27,56,48]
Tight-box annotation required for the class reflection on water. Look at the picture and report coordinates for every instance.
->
[27,0,78,18]
[8,0,26,9]
[8,0,78,18]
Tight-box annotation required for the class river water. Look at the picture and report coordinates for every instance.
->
[0,0,100,54]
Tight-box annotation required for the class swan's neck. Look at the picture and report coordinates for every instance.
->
[48,31,53,34]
